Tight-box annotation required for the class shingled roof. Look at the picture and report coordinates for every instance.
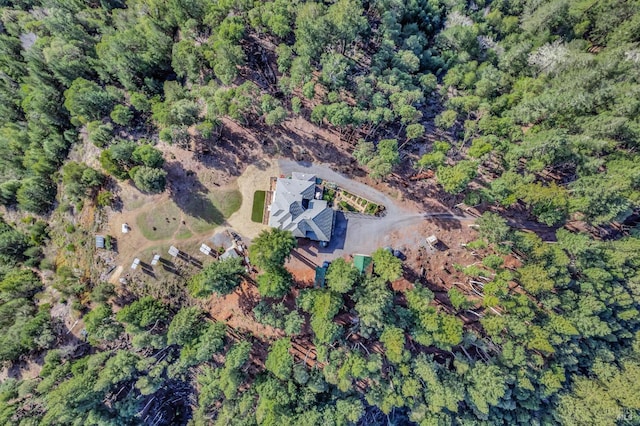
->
[268,174,335,242]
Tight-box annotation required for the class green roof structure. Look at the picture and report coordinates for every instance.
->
[353,254,373,274]
[314,266,327,288]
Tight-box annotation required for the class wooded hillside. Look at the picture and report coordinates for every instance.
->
[1,0,639,425]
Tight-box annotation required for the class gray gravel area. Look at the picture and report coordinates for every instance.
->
[279,160,450,257]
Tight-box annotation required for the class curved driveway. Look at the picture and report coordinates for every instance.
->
[279,160,473,256]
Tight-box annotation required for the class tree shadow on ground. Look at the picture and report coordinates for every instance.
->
[291,249,318,268]
[427,216,463,232]
[165,160,226,224]
[197,123,263,177]
[238,279,260,314]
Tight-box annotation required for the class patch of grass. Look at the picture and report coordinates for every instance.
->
[175,228,193,240]
[213,189,242,217]
[252,190,266,223]
[128,198,145,210]
[136,200,182,240]
[136,189,242,239]
[190,189,241,233]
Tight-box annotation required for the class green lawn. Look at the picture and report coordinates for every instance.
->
[252,190,266,223]
[136,189,242,240]
[135,200,183,240]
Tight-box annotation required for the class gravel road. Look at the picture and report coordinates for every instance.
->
[279,160,474,257]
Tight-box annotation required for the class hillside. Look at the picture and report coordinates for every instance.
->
[1,0,640,425]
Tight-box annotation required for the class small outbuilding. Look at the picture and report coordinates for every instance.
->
[122,223,130,234]
[314,266,327,288]
[220,246,240,260]
[151,254,161,265]
[353,254,373,275]
[95,235,105,249]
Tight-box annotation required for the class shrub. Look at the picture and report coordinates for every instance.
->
[96,191,113,207]
[365,203,378,215]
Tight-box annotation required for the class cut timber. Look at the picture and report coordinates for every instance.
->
[409,170,435,181]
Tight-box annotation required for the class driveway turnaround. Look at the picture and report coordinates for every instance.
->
[278,160,473,258]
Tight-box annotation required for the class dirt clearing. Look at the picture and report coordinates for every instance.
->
[223,160,280,240]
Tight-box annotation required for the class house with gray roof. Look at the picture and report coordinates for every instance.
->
[268,174,335,243]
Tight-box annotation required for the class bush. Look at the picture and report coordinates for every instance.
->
[0,180,21,205]
[435,109,457,130]
[448,288,470,310]
[96,191,113,207]
[466,239,488,250]
[323,188,336,204]
[40,258,56,271]
[338,201,355,212]
[130,166,167,193]
[482,255,504,270]
[16,176,56,214]
[110,105,133,125]
[436,161,478,194]
[90,282,115,304]
[291,96,302,114]
[132,144,164,168]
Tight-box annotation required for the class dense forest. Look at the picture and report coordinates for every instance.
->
[1,0,640,425]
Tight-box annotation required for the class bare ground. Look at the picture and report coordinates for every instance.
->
[206,281,283,340]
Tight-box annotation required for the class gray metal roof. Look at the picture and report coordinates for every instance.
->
[221,247,240,259]
[268,176,334,242]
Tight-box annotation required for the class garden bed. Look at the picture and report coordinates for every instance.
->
[329,188,382,215]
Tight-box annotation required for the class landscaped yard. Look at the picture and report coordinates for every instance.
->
[252,190,266,223]
[333,189,382,215]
